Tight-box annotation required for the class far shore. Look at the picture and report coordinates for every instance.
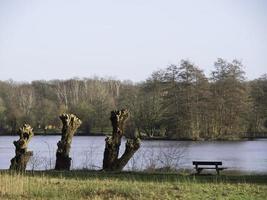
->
[0,131,266,141]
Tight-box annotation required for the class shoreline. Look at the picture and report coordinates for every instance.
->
[0,132,266,141]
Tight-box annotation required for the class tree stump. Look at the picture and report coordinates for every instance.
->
[10,124,34,171]
[55,113,82,170]
[102,109,141,171]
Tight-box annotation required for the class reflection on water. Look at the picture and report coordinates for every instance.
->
[0,136,266,172]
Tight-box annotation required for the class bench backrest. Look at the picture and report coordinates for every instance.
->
[192,161,222,165]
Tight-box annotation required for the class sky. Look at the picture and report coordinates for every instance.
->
[0,0,266,82]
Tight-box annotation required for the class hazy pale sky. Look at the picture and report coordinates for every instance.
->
[0,0,266,82]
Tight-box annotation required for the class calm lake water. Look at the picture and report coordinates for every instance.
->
[0,136,266,173]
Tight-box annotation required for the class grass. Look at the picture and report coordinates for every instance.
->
[0,170,266,200]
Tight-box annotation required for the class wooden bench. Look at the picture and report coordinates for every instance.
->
[192,161,227,175]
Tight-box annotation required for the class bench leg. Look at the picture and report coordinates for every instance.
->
[216,169,220,175]
[197,168,202,174]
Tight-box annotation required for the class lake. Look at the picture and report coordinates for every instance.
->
[0,136,266,173]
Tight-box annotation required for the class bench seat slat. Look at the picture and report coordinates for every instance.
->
[197,167,227,170]
[193,161,222,165]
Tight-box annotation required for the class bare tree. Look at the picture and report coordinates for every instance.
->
[10,124,34,171]
[55,114,82,170]
[102,109,141,171]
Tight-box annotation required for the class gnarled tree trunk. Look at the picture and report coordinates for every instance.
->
[103,109,140,171]
[55,113,82,170]
[10,124,34,171]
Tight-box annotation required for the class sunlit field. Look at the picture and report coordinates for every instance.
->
[0,171,266,200]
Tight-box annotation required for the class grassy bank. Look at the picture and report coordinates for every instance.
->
[0,171,266,200]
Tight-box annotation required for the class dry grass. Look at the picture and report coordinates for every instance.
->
[0,171,266,200]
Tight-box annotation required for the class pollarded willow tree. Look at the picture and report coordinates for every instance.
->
[103,109,140,171]
[55,113,82,170]
[10,124,34,171]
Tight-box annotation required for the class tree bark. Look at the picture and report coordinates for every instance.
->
[10,124,34,171]
[55,113,82,170]
[102,109,141,171]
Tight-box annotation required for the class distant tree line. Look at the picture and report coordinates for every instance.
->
[0,58,266,140]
